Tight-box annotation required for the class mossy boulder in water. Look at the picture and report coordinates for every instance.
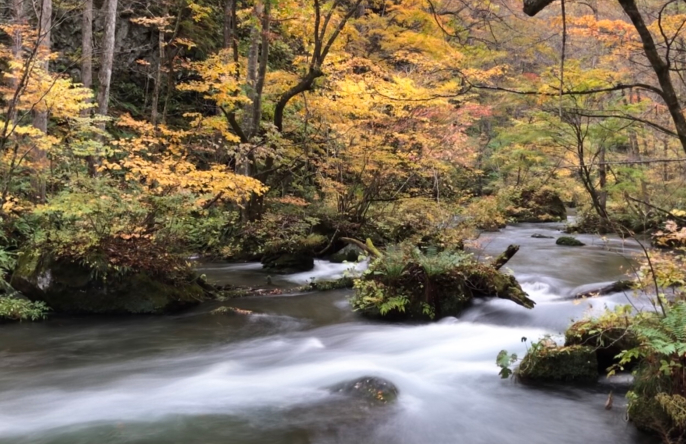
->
[565,319,640,372]
[329,245,363,263]
[556,236,585,246]
[261,252,314,273]
[350,244,534,320]
[517,344,598,382]
[11,252,204,314]
[505,187,567,223]
[330,377,399,405]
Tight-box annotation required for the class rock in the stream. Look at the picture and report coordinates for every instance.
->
[329,245,363,263]
[517,344,598,382]
[505,188,567,222]
[531,234,555,239]
[261,252,315,273]
[330,377,399,405]
[565,319,640,372]
[556,236,586,246]
[11,252,204,314]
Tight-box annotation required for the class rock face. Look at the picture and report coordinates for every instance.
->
[517,344,598,382]
[11,252,204,314]
[556,236,585,246]
[261,252,315,273]
[330,377,399,405]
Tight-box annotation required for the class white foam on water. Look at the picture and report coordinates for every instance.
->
[282,259,369,284]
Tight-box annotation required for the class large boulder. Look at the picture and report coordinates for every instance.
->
[11,252,204,314]
[351,246,534,321]
[505,188,567,223]
[261,252,315,273]
[565,319,640,372]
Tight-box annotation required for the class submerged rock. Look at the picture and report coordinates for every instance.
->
[517,344,598,383]
[11,252,204,314]
[531,233,555,239]
[556,236,586,246]
[330,377,399,405]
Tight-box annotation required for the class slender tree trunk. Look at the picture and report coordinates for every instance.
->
[81,0,93,92]
[97,0,119,118]
[10,0,24,123]
[617,0,686,155]
[82,0,97,175]
[242,14,261,142]
[151,24,165,126]
[32,0,51,134]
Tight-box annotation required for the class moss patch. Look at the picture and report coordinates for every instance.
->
[518,344,598,382]
[556,236,586,246]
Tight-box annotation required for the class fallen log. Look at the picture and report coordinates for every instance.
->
[574,280,633,299]
[491,244,520,270]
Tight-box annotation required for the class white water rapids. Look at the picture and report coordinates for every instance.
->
[0,223,657,444]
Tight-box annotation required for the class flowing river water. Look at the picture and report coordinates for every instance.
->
[0,223,659,443]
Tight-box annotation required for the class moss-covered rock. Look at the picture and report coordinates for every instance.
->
[11,252,204,314]
[350,246,534,320]
[504,187,567,223]
[517,344,598,382]
[556,236,586,246]
[261,252,315,273]
[329,245,363,263]
[565,319,640,372]
[627,395,673,434]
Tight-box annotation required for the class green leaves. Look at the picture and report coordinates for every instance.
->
[496,350,518,379]
[0,298,49,322]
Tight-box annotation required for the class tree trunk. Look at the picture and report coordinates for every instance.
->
[32,0,51,134]
[81,0,93,92]
[97,0,118,118]
[617,0,686,156]
[151,24,165,126]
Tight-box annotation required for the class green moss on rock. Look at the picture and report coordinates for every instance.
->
[565,319,640,372]
[556,236,586,246]
[11,252,204,314]
[518,344,598,382]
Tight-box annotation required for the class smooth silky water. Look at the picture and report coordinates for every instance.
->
[0,222,658,443]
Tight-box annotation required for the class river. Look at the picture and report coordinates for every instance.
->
[0,223,658,443]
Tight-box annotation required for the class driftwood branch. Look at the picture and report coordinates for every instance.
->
[491,245,520,270]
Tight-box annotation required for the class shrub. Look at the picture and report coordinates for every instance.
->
[0,297,49,321]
